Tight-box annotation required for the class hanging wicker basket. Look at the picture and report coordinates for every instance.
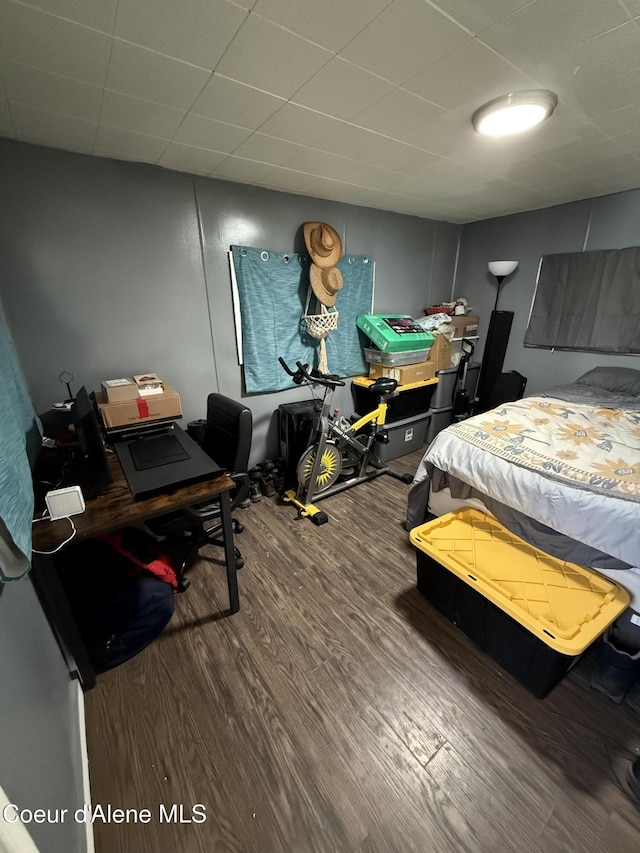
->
[303,285,339,339]
[304,306,339,339]
[303,286,339,373]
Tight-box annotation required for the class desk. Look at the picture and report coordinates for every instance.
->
[31,452,237,690]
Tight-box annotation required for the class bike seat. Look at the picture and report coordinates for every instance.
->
[369,377,398,397]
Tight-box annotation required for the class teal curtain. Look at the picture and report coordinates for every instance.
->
[0,299,42,581]
[231,246,374,393]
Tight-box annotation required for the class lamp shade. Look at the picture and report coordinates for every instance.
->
[488,260,518,278]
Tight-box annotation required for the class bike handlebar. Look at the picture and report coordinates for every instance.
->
[278,357,346,389]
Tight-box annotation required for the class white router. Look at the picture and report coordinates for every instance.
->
[44,486,86,520]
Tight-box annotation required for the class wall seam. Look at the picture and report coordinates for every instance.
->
[450,227,462,301]
[582,199,593,251]
[428,222,437,307]
[192,178,221,393]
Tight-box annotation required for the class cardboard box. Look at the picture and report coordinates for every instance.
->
[98,384,182,430]
[448,314,479,339]
[427,335,452,371]
[134,372,162,387]
[356,314,435,353]
[101,377,139,403]
[368,360,436,385]
[133,372,165,396]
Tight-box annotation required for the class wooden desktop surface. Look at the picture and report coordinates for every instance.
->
[32,453,235,551]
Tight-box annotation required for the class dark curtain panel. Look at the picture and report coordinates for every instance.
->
[525,246,640,353]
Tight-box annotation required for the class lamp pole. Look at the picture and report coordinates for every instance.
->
[493,276,505,312]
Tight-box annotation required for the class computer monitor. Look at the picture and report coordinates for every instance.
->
[71,386,112,487]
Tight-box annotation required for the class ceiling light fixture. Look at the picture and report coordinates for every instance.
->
[472,90,558,136]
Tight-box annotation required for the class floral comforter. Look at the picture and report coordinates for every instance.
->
[447,396,640,502]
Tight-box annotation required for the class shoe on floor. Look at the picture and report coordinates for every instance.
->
[591,629,640,704]
[591,667,630,704]
[625,677,640,714]
[260,476,276,497]
[248,467,263,502]
[621,757,640,809]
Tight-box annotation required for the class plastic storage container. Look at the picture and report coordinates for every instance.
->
[410,509,630,697]
[426,407,453,442]
[351,376,437,424]
[430,363,480,410]
[374,413,429,461]
[364,346,430,366]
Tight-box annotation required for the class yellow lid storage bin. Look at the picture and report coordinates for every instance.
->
[410,508,630,697]
[351,375,437,423]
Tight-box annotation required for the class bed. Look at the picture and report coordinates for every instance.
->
[407,366,640,611]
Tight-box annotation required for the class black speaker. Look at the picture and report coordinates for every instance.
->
[278,399,322,489]
[484,371,528,410]
[477,310,514,413]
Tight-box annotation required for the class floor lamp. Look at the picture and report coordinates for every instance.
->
[476,260,519,412]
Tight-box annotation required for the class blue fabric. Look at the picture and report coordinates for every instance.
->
[0,300,42,580]
[231,246,374,393]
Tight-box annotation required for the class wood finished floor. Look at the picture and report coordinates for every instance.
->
[84,447,640,853]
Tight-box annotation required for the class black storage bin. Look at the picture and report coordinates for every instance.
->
[416,557,575,698]
[278,399,322,489]
[410,509,629,699]
[351,380,436,423]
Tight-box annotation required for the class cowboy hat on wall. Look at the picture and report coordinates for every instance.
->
[304,220,345,311]
[303,221,343,269]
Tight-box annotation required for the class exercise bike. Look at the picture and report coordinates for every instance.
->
[278,357,414,525]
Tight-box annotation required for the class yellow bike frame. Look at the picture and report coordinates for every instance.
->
[347,400,389,435]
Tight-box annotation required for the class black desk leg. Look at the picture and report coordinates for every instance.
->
[30,554,96,690]
[219,490,239,614]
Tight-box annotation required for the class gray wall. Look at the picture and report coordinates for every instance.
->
[456,191,640,393]
[0,140,214,429]
[0,139,456,852]
[2,137,638,853]
[0,138,459,464]
[195,177,459,456]
[0,581,88,853]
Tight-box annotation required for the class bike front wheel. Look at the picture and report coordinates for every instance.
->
[297,442,342,494]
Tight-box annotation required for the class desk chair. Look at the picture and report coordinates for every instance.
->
[151,393,252,593]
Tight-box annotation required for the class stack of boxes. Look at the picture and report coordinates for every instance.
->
[353,314,437,461]
[98,373,182,432]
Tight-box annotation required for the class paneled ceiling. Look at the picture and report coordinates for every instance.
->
[2,0,640,223]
